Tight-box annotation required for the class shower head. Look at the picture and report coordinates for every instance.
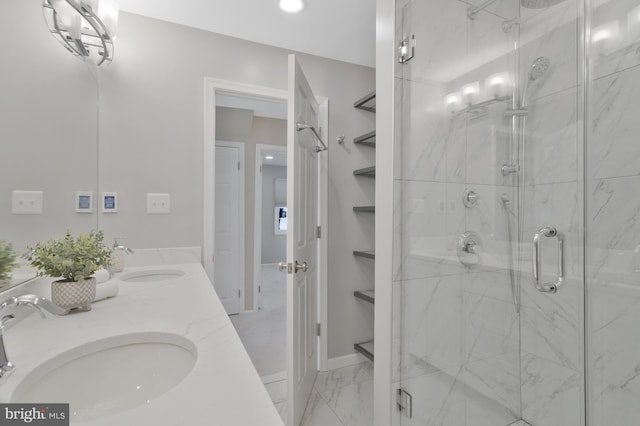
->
[528,57,550,82]
[521,0,568,9]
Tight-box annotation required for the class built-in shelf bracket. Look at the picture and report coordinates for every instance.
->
[354,290,375,304]
[354,340,374,362]
[353,250,375,260]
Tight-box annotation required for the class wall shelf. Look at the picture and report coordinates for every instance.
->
[354,290,375,304]
[354,130,376,147]
[353,91,376,113]
[353,166,376,177]
[354,340,375,362]
[353,250,375,260]
[353,206,375,213]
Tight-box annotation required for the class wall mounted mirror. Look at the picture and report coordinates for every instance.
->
[0,0,99,291]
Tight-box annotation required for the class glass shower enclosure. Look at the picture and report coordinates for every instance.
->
[392,0,640,425]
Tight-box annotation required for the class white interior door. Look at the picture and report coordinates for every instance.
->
[214,142,243,315]
[286,54,320,426]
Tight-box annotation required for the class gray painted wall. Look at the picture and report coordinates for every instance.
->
[97,12,375,358]
[0,0,99,254]
[261,165,287,264]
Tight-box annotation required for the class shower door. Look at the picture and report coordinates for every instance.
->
[393,1,585,425]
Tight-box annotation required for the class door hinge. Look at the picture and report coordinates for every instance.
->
[397,388,412,418]
[316,323,321,336]
[316,226,322,239]
[258,285,261,293]
[260,165,263,173]
[398,35,416,64]
[238,289,241,298]
[238,161,241,171]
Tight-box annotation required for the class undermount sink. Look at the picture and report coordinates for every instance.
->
[119,269,186,282]
[11,332,197,422]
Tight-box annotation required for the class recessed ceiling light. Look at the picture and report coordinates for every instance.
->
[278,0,305,14]
[265,156,275,160]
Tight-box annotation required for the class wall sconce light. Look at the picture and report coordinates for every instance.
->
[43,0,119,66]
[485,72,513,98]
[460,81,480,105]
[278,0,305,14]
[444,92,462,113]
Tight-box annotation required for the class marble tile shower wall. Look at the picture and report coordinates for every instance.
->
[391,0,593,425]
[588,0,640,424]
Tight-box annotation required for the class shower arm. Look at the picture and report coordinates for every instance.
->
[296,122,328,153]
[467,0,500,19]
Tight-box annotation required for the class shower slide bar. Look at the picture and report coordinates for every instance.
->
[532,226,565,293]
[296,122,328,152]
[467,0,500,19]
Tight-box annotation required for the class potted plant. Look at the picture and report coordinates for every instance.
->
[25,230,112,313]
[0,241,17,288]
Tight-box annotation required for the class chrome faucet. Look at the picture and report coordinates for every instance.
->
[113,241,135,255]
[0,295,65,382]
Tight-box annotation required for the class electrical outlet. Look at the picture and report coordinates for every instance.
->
[12,190,43,214]
[147,193,171,214]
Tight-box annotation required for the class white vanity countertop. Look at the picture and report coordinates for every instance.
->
[0,263,283,426]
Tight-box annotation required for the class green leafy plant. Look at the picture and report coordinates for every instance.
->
[0,241,17,282]
[25,230,112,282]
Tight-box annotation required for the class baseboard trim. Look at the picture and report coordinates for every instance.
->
[261,371,287,384]
[326,352,369,371]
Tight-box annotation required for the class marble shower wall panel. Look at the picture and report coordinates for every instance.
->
[466,107,513,187]
[401,276,464,375]
[518,0,579,103]
[463,352,521,423]
[589,176,640,280]
[465,183,516,272]
[463,290,519,362]
[401,180,466,281]
[588,175,640,423]
[591,64,640,180]
[402,80,464,183]
[399,366,467,426]
[521,351,582,426]
[402,0,467,84]
[523,87,579,186]
[591,0,640,79]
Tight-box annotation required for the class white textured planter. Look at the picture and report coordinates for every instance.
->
[51,277,96,313]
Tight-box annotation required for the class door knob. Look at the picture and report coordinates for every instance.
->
[278,262,288,272]
[294,261,308,273]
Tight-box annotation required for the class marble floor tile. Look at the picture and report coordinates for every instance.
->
[319,379,374,426]
[313,362,373,393]
[301,391,344,426]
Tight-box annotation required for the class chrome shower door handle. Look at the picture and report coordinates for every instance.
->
[532,226,565,293]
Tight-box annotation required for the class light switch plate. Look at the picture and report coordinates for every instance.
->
[12,190,43,214]
[102,192,118,213]
[147,193,170,214]
[76,191,93,213]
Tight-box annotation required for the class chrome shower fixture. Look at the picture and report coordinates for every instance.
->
[528,57,551,81]
[521,0,568,8]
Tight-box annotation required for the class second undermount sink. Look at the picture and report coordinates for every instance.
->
[119,269,186,282]
[11,332,197,422]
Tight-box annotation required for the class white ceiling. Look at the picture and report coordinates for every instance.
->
[116,0,376,67]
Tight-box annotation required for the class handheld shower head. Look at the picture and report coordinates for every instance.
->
[529,57,550,82]
[520,57,551,107]
[521,0,568,8]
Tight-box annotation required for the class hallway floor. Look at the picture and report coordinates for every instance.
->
[231,264,374,425]
[230,264,286,376]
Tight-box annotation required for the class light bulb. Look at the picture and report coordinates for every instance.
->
[278,0,305,13]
